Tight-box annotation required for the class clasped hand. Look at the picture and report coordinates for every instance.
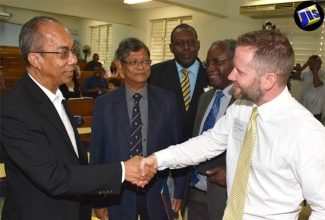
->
[124,155,157,187]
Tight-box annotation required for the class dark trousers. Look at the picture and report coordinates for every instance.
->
[136,192,150,220]
[188,187,209,220]
[314,113,322,122]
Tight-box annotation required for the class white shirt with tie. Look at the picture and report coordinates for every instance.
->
[155,87,325,219]
[28,74,79,157]
[194,84,233,191]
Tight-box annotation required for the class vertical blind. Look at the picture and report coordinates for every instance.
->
[267,17,325,66]
[150,17,192,64]
[90,25,113,67]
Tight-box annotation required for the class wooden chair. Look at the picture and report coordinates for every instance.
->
[66,98,95,151]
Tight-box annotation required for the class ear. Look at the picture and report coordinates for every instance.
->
[169,43,174,54]
[28,53,42,69]
[115,59,124,77]
[263,73,277,91]
[115,59,122,69]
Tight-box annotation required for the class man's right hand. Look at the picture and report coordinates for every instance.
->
[124,156,156,187]
[138,154,158,187]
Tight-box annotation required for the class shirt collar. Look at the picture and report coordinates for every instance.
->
[175,59,200,75]
[125,83,148,102]
[28,73,65,104]
[258,87,291,122]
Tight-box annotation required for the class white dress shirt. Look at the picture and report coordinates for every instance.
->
[155,87,325,219]
[194,84,233,191]
[28,74,79,158]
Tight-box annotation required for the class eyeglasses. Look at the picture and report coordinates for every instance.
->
[202,57,233,68]
[173,40,198,48]
[31,46,78,60]
[121,59,152,67]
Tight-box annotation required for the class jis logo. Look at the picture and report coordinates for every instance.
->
[297,4,320,28]
[294,1,324,31]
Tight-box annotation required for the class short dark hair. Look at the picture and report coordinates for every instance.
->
[170,23,198,43]
[108,78,121,87]
[114,38,150,60]
[19,16,60,67]
[310,55,321,64]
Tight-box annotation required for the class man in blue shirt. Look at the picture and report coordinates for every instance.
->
[81,65,108,98]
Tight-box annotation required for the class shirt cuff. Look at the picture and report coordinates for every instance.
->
[155,151,169,171]
[121,161,125,183]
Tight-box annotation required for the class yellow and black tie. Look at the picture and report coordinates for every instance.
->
[181,69,190,111]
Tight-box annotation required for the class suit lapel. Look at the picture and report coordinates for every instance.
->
[193,89,215,136]
[190,62,209,111]
[197,90,215,125]
[23,74,81,160]
[146,85,159,152]
[114,85,132,141]
[166,60,186,112]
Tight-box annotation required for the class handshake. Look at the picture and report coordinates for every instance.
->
[124,154,158,187]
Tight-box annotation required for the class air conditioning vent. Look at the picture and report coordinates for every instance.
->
[240,0,324,18]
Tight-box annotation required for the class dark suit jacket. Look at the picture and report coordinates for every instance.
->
[90,84,186,220]
[185,88,235,220]
[1,73,122,220]
[148,59,209,141]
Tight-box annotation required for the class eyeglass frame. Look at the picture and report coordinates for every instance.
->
[31,46,79,60]
[121,59,152,67]
[202,57,233,68]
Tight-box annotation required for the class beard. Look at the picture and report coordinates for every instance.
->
[233,76,264,103]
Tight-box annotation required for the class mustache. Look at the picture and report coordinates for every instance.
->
[207,71,222,77]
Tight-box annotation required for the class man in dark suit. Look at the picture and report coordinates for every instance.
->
[90,38,186,220]
[148,23,209,142]
[0,16,155,220]
[185,39,236,220]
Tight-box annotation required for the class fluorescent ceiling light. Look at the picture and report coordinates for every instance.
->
[124,0,151,4]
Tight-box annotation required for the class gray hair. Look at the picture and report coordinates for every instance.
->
[19,16,60,67]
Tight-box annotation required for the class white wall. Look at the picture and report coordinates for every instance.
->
[0,22,21,46]
[0,2,262,61]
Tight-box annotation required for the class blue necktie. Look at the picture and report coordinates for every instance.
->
[130,93,143,157]
[202,91,224,133]
[190,91,224,187]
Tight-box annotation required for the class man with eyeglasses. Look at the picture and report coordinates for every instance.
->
[90,37,186,220]
[1,16,156,220]
[184,39,236,220]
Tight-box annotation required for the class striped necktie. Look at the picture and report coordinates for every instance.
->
[130,93,143,157]
[181,69,190,111]
[223,107,259,219]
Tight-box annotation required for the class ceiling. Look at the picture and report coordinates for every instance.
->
[1,0,230,23]
[114,0,170,10]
